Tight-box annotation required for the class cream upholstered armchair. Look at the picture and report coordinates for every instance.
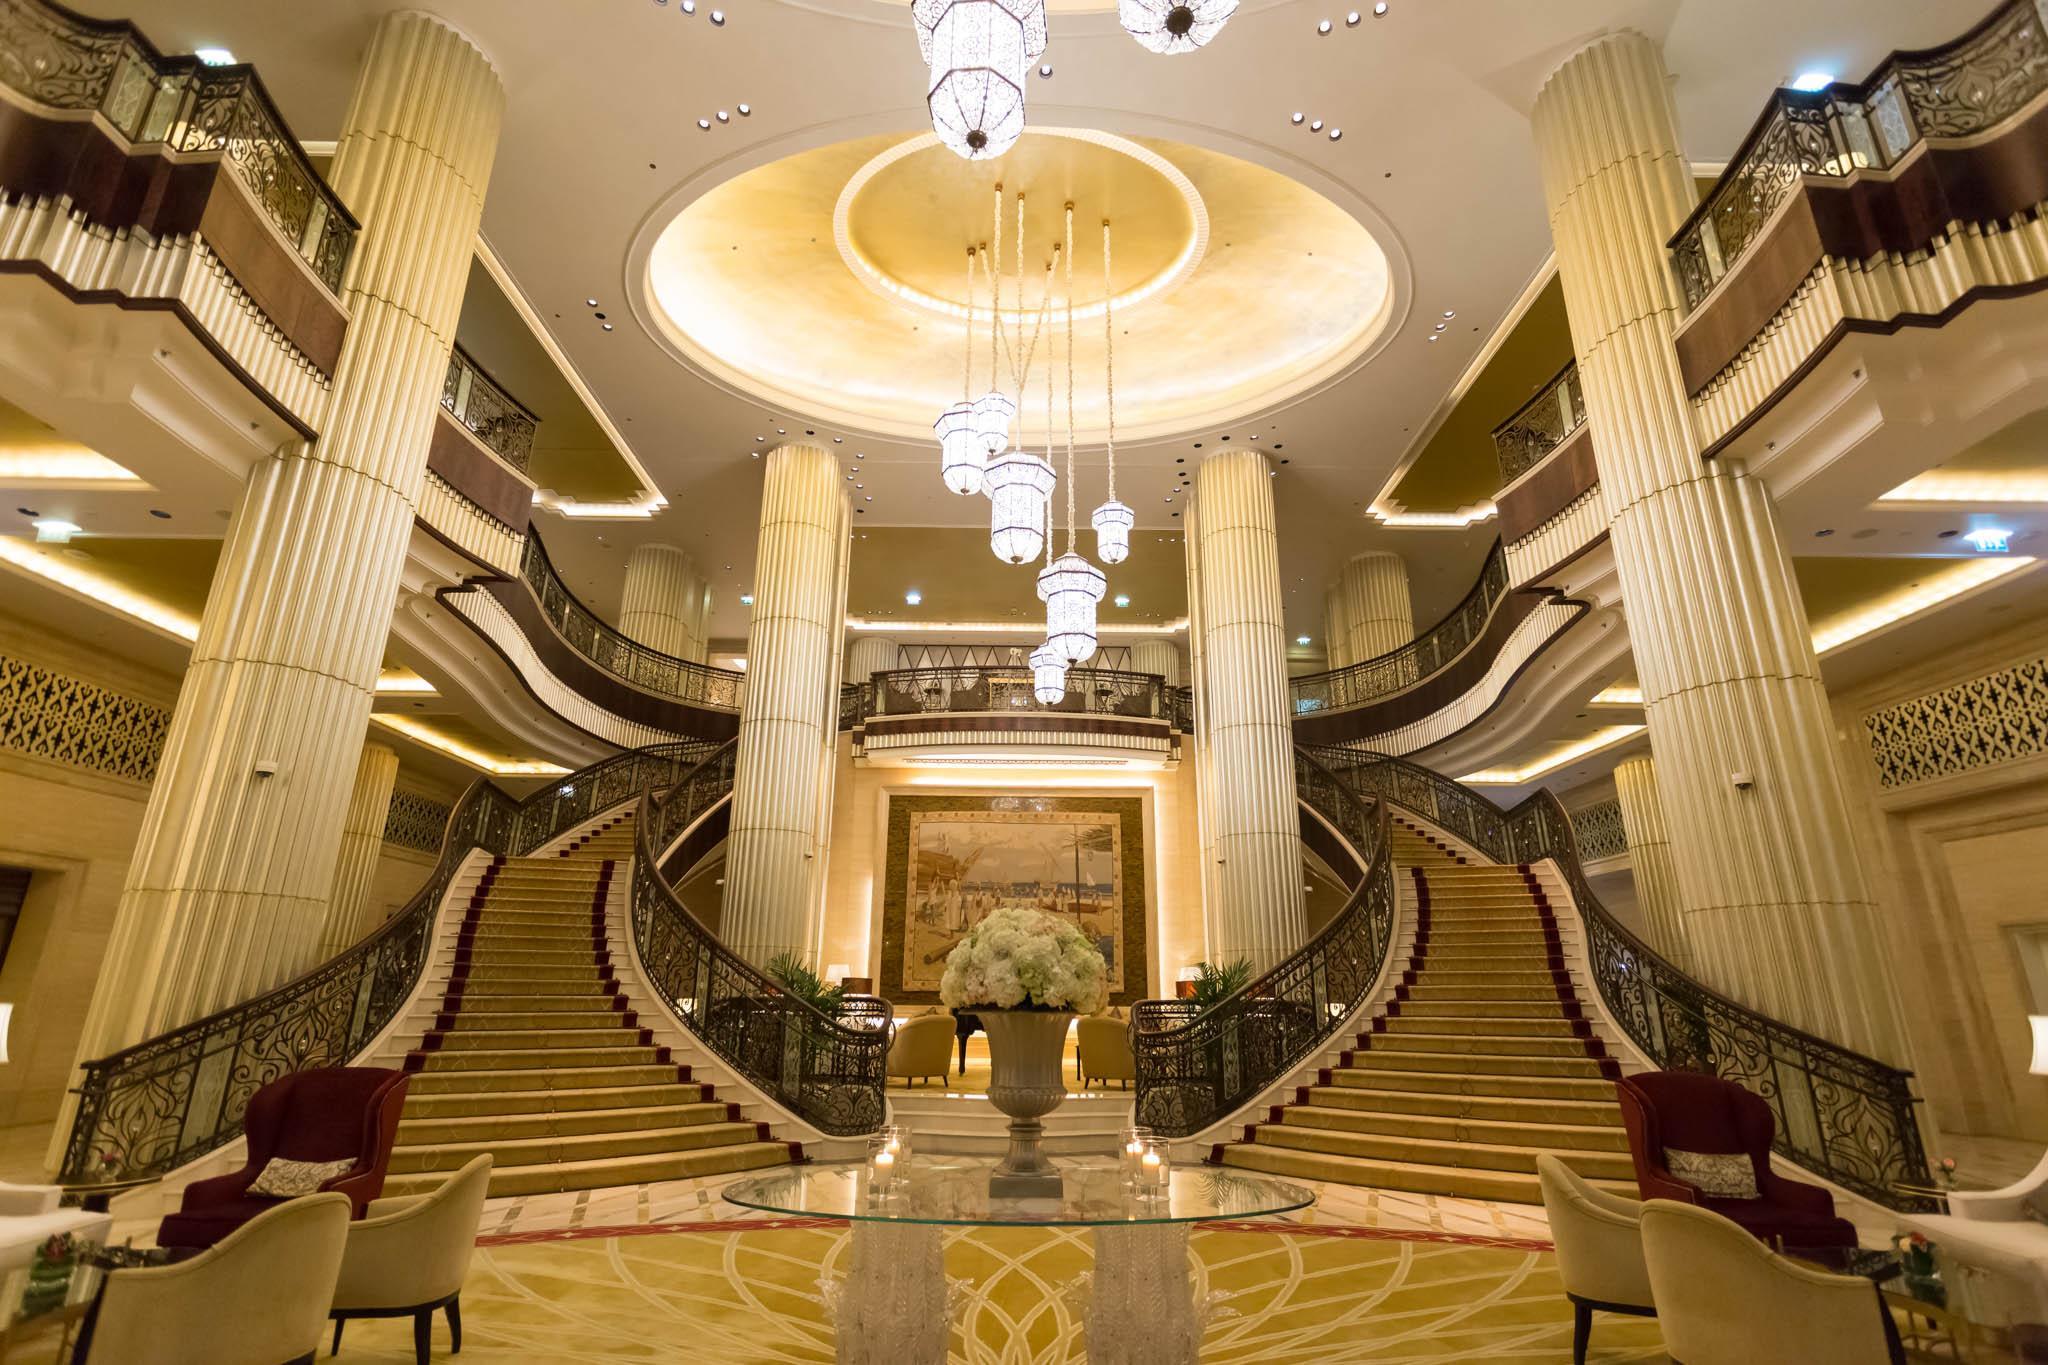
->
[888,1013,953,1086]
[1535,1154,1655,1364]
[1076,1015,1135,1089]
[1639,1199,1897,1365]
[87,1191,349,1365]
[329,1154,492,1364]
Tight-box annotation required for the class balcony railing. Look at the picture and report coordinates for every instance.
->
[442,344,538,473]
[0,0,358,292]
[1300,745,1935,1211]
[631,742,889,1136]
[1290,543,1511,716]
[58,740,719,1186]
[846,666,1179,725]
[1130,746,1395,1136]
[1671,0,2048,313]
[1493,362,1588,486]
[521,535,745,712]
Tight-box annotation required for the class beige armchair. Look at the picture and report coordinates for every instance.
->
[888,1013,952,1086]
[330,1154,492,1364]
[87,1191,349,1365]
[1536,1154,1655,1364]
[1076,1015,1135,1089]
[1904,1149,2048,1325]
[1639,1199,1892,1365]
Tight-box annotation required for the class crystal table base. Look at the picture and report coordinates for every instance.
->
[1087,1222,1201,1365]
[831,1220,948,1365]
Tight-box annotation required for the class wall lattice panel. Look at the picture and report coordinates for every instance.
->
[1863,656,2048,789]
[383,788,452,851]
[0,655,168,784]
[1570,797,1627,861]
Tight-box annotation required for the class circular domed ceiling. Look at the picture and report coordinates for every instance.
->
[640,127,1393,443]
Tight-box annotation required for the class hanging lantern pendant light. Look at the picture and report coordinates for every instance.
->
[1117,0,1238,54]
[986,450,1055,563]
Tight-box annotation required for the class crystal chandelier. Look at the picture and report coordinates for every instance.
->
[916,0,1039,160]
[1030,640,1067,704]
[1090,218,1132,565]
[937,249,984,494]
[986,449,1056,563]
[1117,0,1238,54]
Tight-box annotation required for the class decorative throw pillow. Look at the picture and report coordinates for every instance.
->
[247,1157,355,1199]
[1665,1148,1760,1200]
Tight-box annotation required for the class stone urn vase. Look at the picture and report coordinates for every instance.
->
[979,1008,1074,1184]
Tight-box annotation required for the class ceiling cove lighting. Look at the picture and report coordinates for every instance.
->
[369,715,570,777]
[1809,555,2035,655]
[1460,726,1646,786]
[1590,683,1644,706]
[1880,470,2048,503]
[1118,0,1239,54]
[0,536,197,642]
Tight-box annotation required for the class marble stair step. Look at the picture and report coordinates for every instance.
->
[1274,1103,1628,1153]
[1414,968,1560,987]
[1378,1014,1579,1038]
[1396,998,1566,1018]
[1368,1032,1591,1058]
[405,1063,688,1094]
[397,1101,731,1146]
[435,1027,648,1051]
[459,966,609,987]
[1324,1066,1615,1101]
[446,1009,628,1031]
[382,1140,790,1201]
[1343,1048,1609,1079]
[1303,1083,1622,1126]
[1244,1121,1636,1181]
[403,1081,710,1119]
[418,1045,662,1073]
[457,975,612,995]
[388,1119,764,1176]
[1217,1141,1634,1205]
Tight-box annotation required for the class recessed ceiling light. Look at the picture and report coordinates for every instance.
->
[710,8,724,23]
[698,118,711,130]
[194,47,235,65]
[681,0,695,11]
[1426,335,1439,343]
[586,298,598,307]
[905,589,922,605]
[777,427,786,434]
[1317,19,1332,33]
[737,103,751,116]
[1789,70,1836,92]
[1434,322,1446,331]
[1040,64,1053,77]
[1328,128,1342,141]
[1346,10,1360,24]
[602,322,614,331]
[1291,112,1305,125]
[1310,119,1323,131]
[1374,1,1388,13]
[864,495,872,502]
[717,110,730,122]
[833,436,843,443]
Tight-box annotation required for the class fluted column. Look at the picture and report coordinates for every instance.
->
[845,636,898,685]
[319,742,400,959]
[1192,450,1306,974]
[72,13,502,1057]
[1612,753,1692,973]
[1131,640,1180,688]
[1534,33,1904,1059]
[1321,587,1352,670]
[619,543,710,664]
[1183,497,1219,957]
[1339,552,1413,663]
[724,446,849,966]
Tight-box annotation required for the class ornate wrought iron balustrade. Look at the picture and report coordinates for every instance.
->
[1290,543,1511,717]
[442,345,538,473]
[1671,0,2048,312]
[0,0,359,291]
[1298,744,1934,1210]
[521,534,746,712]
[57,739,718,1186]
[1493,362,1588,486]
[853,667,1176,723]
[1130,747,1395,1137]
[630,742,889,1136]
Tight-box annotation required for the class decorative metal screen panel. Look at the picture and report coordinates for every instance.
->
[0,655,168,783]
[382,789,453,853]
[1570,798,1627,861]
[1862,655,2048,788]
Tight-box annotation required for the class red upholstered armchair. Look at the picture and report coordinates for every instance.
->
[157,1067,410,1251]
[1616,1071,1856,1253]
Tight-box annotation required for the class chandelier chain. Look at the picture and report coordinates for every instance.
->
[963,247,975,401]
[1103,218,1117,498]
[1064,204,1078,555]
[990,188,1002,394]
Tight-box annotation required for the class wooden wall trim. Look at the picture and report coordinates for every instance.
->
[427,412,534,531]
[1496,426,1599,543]
[860,713,1170,741]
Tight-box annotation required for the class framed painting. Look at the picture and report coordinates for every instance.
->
[879,794,1147,1006]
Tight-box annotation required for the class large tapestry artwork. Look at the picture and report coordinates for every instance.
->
[881,795,1147,1006]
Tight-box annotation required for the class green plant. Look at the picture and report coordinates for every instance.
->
[1188,957,1254,1011]
[765,952,845,1015]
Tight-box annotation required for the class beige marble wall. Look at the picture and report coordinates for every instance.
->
[815,736,1205,1003]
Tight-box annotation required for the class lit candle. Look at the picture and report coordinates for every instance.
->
[874,1149,896,1172]
[1141,1151,1161,1180]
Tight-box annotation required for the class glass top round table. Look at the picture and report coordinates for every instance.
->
[722,1155,1315,1227]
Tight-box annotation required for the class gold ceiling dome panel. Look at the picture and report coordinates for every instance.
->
[640,127,1391,443]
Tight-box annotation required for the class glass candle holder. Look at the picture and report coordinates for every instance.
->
[1118,1125,1156,1191]
[1138,1141,1171,1200]
[879,1124,913,1162]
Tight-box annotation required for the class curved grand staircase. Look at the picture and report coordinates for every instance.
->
[1213,814,1633,1201]
[382,812,795,1199]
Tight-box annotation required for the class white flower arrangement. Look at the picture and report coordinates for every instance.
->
[939,907,1108,1015]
